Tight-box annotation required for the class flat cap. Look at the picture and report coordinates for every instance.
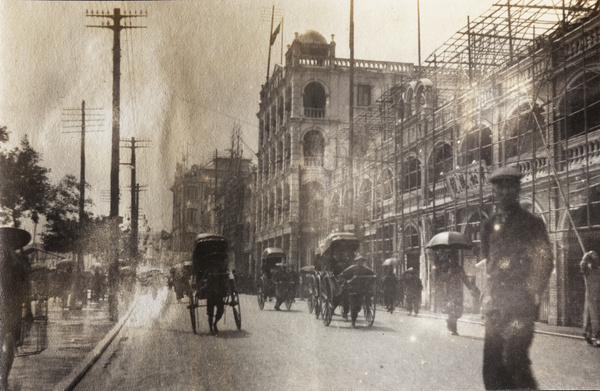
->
[489,166,522,184]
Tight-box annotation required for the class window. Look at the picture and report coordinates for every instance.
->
[565,72,600,138]
[303,82,326,118]
[303,130,325,166]
[357,84,371,107]
[463,127,493,167]
[186,186,199,201]
[186,208,198,225]
[403,157,421,191]
[503,102,544,161]
[431,143,453,183]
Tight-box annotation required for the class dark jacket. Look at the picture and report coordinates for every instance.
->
[481,206,553,316]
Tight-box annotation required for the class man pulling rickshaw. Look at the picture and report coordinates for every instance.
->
[188,234,241,335]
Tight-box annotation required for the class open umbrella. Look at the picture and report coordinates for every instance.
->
[426,231,472,250]
[382,258,398,267]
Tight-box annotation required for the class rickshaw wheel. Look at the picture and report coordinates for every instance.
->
[321,277,333,326]
[314,295,322,319]
[363,288,376,327]
[257,287,265,310]
[231,291,242,330]
[189,290,199,334]
[322,300,333,326]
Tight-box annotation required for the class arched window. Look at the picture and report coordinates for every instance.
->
[379,168,394,200]
[404,225,420,251]
[462,127,493,167]
[564,71,600,138]
[431,143,453,183]
[303,130,324,166]
[403,156,421,191]
[303,82,326,118]
[502,102,545,161]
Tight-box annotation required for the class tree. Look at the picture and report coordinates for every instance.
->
[0,131,51,227]
[42,174,92,254]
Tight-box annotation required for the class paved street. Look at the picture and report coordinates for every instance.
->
[70,289,600,391]
[9,300,115,391]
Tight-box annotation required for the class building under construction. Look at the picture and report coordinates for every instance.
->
[342,0,600,327]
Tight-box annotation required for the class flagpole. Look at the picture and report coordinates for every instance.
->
[280,17,284,64]
[266,5,274,83]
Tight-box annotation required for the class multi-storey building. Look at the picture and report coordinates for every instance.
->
[255,30,413,274]
[171,161,217,254]
[171,153,254,267]
[340,1,600,327]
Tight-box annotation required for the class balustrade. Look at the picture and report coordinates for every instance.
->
[304,107,325,118]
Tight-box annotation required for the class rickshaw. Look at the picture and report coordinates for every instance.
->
[188,234,241,334]
[305,245,325,319]
[319,232,377,327]
[257,248,296,311]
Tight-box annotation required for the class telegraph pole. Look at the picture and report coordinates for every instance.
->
[86,8,147,320]
[62,100,104,308]
[121,137,150,261]
[348,0,355,228]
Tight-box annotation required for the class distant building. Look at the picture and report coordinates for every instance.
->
[171,153,255,274]
[255,30,413,275]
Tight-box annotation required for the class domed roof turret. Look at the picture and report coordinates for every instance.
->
[295,30,328,45]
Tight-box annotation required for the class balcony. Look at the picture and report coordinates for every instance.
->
[304,108,325,119]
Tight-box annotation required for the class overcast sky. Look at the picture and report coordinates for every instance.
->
[0,0,496,233]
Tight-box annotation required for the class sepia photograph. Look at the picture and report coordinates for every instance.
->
[1,0,600,390]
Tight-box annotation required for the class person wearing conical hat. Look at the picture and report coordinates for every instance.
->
[0,227,31,390]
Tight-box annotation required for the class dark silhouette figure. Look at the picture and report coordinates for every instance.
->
[403,268,422,316]
[580,250,600,346]
[381,267,398,313]
[435,249,480,335]
[0,228,31,391]
[481,166,553,390]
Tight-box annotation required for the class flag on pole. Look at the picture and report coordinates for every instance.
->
[270,22,281,46]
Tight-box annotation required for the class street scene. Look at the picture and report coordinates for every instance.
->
[2,0,600,390]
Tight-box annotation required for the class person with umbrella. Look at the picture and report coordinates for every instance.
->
[480,166,553,390]
[427,231,478,333]
[434,247,480,335]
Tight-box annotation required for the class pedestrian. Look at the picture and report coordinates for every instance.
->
[580,250,600,347]
[403,267,423,316]
[435,248,480,335]
[480,166,554,390]
[0,227,31,391]
[381,266,398,313]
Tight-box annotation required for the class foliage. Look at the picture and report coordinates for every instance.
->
[0,131,51,227]
[42,174,92,254]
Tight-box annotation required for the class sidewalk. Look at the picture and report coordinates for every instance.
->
[414,308,584,339]
[9,300,121,391]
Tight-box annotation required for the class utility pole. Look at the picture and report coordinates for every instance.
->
[348,0,355,229]
[121,137,150,261]
[62,100,104,308]
[86,7,147,320]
